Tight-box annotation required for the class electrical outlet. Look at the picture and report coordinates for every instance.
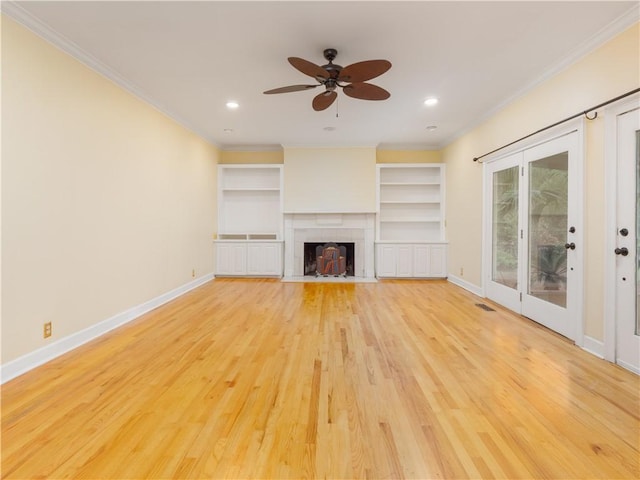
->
[43,322,52,339]
[460,267,464,276]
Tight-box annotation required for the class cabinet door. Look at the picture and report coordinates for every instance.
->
[413,245,430,277]
[396,245,414,277]
[216,244,232,275]
[247,243,282,276]
[216,243,247,275]
[377,245,397,277]
[428,245,447,277]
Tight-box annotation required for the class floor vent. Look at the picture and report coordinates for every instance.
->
[475,303,496,312]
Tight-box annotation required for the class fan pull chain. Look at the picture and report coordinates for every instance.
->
[336,95,339,118]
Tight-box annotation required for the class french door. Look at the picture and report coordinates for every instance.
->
[613,107,640,372]
[485,131,581,340]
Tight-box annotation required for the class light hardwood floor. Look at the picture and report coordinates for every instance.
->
[2,279,639,479]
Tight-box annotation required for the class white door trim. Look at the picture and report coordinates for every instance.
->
[603,93,640,364]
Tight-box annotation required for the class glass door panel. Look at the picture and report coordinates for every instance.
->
[527,153,568,308]
[492,166,519,289]
[485,153,523,314]
[521,131,578,341]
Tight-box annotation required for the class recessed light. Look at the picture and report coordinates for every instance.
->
[226,101,239,109]
[223,128,234,133]
[323,126,336,132]
[425,125,438,131]
[424,97,439,107]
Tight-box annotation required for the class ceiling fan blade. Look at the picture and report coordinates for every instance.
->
[342,82,390,101]
[312,91,337,111]
[288,57,330,80]
[263,84,318,94]
[338,60,391,83]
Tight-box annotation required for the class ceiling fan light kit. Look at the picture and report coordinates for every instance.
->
[264,48,392,111]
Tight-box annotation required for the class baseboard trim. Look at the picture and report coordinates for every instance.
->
[447,275,484,297]
[617,359,640,375]
[1,273,215,384]
[581,335,605,359]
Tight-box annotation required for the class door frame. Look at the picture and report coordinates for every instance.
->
[604,93,640,365]
[482,118,585,345]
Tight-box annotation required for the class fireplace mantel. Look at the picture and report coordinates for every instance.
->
[283,213,376,279]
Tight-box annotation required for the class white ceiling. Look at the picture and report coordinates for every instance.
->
[5,1,638,150]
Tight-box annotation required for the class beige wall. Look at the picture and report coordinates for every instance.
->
[376,149,441,163]
[2,17,219,363]
[443,23,639,340]
[221,148,438,165]
[283,147,376,213]
[220,150,284,164]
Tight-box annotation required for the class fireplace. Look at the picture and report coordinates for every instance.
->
[304,242,355,276]
[283,213,375,279]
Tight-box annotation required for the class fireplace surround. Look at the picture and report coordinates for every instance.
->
[283,213,375,279]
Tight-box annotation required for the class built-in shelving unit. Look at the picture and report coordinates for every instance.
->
[376,163,447,278]
[215,165,283,277]
[377,164,445,242]
[218,165,283,237]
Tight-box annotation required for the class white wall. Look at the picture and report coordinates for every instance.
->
[283,147,376,213]
[1,17,219,365]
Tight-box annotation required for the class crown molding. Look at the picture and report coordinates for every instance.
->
[1,1,220,149]
[442,3,640,148]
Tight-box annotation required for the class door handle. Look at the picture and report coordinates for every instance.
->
[614,247,629,256]
[564,242,576,250]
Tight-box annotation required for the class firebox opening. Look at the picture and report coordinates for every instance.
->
[304,242,355,277]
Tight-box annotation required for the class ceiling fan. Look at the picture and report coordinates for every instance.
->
[263,48,391,111]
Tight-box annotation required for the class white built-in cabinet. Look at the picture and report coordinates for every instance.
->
[376,164,448,278]
[214,165,283,277]
[215,240,283,276]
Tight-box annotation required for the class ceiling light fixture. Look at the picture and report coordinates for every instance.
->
[226,101,239,109]
[223,128,234,133]
[424,97,439,107]
[323,126,336,132]
[426,125,438,131]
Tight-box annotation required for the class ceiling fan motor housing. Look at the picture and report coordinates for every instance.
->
[321,49,342,79]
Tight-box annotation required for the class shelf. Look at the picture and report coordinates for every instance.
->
[222,187,281,193]
[380,218,441,223]
[380,182,440,186]
[379,200,440,205]
[217,233,281,241]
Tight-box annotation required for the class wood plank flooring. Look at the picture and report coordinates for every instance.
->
[2,279,639,479]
